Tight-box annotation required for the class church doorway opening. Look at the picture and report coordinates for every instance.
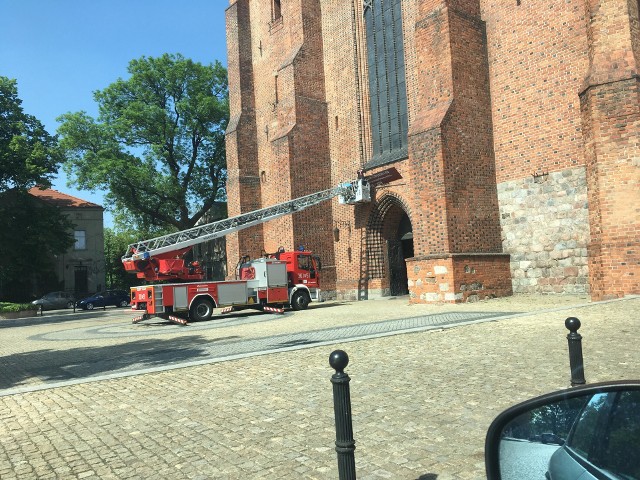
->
[366,195,414,298]
[387,212,413,296]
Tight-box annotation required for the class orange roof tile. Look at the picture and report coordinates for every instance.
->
[28,187,103,209]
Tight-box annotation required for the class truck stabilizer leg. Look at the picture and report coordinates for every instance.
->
[262,306,285,314]
[132,313,150,324]
[168,315,188,326]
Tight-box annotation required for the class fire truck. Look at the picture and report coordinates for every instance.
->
[122,177,370,325]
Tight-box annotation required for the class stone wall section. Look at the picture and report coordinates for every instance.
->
[498,167,590,294]
[407,254,512,303]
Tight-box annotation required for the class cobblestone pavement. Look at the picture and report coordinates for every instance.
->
[0,295,638,479]
[2,310,515,394]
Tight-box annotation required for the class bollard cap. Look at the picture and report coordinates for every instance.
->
[565,316,581,332]
[329,350,349,373]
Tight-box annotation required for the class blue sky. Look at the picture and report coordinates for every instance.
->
[0,0,229,227]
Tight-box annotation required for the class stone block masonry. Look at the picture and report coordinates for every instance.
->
[498,167,590,295]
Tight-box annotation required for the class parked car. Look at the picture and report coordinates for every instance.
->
[31,291,76,310]
[76,290,130,310]
[540,432,564,445]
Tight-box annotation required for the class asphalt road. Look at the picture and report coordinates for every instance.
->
[499,439,559,479]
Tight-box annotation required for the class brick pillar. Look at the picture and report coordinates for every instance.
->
[268,0,337,292]
[580,0,640,300]
[226,0,337,291]
[406,0,511,302]
[225,0,264,276]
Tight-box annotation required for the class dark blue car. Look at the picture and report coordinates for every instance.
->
[77,290,130,310]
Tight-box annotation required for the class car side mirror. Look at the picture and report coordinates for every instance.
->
[485,381,640,480]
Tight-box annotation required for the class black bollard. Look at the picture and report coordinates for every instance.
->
[329,350,356,480]
[565,317,586,386]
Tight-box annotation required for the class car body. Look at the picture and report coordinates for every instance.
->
[546,390,640,479]
[76,290,130,310]
[31,291,76,310]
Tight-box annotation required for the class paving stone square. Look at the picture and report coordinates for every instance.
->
[0,295,638,479]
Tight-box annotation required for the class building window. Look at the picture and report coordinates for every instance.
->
[272,0,282,21]
[364,0,409,168]
[74,230,86,250]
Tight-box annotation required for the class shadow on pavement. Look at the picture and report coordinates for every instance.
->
[0,334,236,390]
[307,302,348,310]
[0,308,123,329]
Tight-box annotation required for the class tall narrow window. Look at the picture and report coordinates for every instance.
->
[364,0,409,168]
[272,0,282,21]
[74,230,86,250]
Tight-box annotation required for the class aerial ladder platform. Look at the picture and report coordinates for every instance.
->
[122,178,370,281]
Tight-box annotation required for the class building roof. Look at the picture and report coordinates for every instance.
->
[28,187,103,209]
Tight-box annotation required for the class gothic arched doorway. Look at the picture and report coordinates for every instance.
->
[366,195,413,297]
[388,212,414,296]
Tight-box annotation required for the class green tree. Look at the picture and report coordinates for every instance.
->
[0,191,75,301]
[104,228,133,289]
[0,77,74,301]
[57,54,229,231]
[0,77,61,190]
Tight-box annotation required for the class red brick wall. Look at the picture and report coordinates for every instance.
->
[319,0,370,298]
[580,0,640,300]
[225,0,264,276]
[482,0,639,299]
[442,9,503,254]
[226,0,640,301]
[228,0,509,301]
[226,0,337,292]
[480,0,589,183]
[408,1,504,260]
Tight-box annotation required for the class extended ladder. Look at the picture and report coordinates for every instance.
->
[122,178,369,261]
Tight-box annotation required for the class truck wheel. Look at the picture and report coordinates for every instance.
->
[190,297,214,321]
[291,291,310,311]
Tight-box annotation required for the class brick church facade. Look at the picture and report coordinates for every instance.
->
[224,0,640,302]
